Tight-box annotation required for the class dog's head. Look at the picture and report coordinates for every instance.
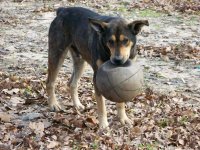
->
[89,18,149,65]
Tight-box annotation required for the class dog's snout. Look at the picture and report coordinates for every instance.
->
[113,56,123,65]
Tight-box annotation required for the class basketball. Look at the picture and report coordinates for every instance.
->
[96,60,144,103]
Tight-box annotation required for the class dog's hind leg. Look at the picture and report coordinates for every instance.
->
[68,48,86,110]
[46,18,70,111]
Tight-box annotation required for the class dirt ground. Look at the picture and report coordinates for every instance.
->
[0,0,200,149]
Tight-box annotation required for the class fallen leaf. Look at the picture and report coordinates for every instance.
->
[154,132,165,144]
[178,139,185,145]
[131,126,142,136]
[47,141,59,149]
[43,120,52,129]
[0,112,11,122]
[86,116,98,124]
[2,88,20,95]
[29,122,44,137]
[10,96,25,107]
[72,119,85,128]
[166,130,173,138]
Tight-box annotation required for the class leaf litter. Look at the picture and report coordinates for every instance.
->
[0,0,200,149]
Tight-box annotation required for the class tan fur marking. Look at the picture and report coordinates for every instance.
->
[120,41,133,58]
[111,35,116,41]
[108,46,115,59]
[107,43,115,54]
[119,35,125,41]
[96,59,103,68]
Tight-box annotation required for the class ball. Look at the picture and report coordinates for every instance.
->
[96,59,144,103]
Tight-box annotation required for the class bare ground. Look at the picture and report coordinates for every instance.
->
[0,0,200,149]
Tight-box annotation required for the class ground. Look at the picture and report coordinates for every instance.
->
[0,0,200,149]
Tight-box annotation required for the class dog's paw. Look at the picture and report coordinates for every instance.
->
[99,118,109,128]
[74,101,85,110]
[49,100,62,111]
[119,115,133,126]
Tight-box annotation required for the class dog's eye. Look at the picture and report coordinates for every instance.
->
[108,39,114,46]
[122,38,129,45]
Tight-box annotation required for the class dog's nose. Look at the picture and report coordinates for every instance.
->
[113,56,123,65]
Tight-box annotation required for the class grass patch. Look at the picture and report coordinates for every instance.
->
[154,24,161,29]
[158,118,169,128]
[175,15,198,25]
[137,9,163,17]
[138,142,157,150]
[185,16,198,25]
[117,5,127,13]
[179,116,189,125]
[91,140,99,149]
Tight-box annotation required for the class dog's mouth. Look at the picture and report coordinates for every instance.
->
[110,57,127,65]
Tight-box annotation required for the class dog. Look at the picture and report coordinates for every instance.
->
[46,7,149,128]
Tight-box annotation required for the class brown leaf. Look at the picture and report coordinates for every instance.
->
[131,126,142,136]
[62,119,70,126]
[0,112,11,122]
[86,116,98,124]
[23,137,40,149]
[29,122,44,137]
[72,119,85,128]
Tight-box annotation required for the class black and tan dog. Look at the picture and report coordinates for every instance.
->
[46,7,149,128]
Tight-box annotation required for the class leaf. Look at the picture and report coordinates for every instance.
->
[43,120,52,129]
[47,141,59,149]
[2,88,20,95]
[166,130,173,138]
[131,126,142,136]
[29,122,44,137]
[154,132,165,144]
[0,112,11,122]
[178,139,185,145]
[9,96,25,107]
[86,116,98,124]
[72,118,85,128]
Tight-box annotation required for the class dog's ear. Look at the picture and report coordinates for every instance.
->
[88,18,108,33]
[128,20,149,35]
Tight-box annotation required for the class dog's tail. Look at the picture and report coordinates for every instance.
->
[56,7,65,16]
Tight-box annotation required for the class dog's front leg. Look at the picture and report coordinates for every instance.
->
[94,60,109,128]
[95,92,109,128]
[116,102,132,125]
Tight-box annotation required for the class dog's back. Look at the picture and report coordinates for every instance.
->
[55,7,100,35]
[50,7,116,64]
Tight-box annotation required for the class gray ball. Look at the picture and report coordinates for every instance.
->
[96,60,144,102]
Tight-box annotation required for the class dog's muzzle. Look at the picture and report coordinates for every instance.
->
[111,56,127,65]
